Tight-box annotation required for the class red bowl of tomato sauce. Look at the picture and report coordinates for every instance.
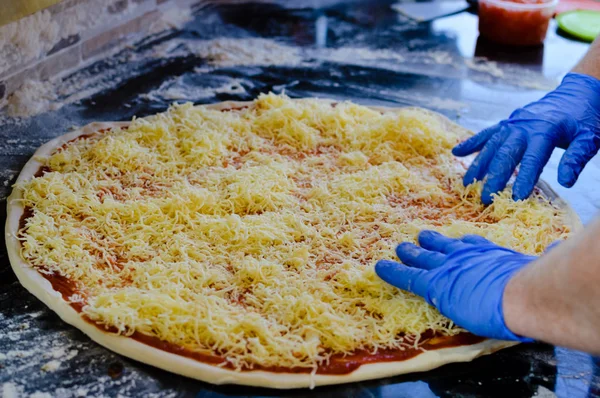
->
[478,0,559,46]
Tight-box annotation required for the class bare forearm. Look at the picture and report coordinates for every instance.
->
[572,36,600,79]
[501,36,600,351]
[504,217,600,354]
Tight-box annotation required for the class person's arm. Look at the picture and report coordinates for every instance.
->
[504,217,600,354]
[375,224,600,354]
[453,37,600,204]
[572,36,600,79]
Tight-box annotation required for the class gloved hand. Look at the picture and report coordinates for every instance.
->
[453,73,600,205]
[375,230,536,341]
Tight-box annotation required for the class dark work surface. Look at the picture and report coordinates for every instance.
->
[1,1,599,397]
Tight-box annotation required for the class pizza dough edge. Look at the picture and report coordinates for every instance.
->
[5,101,579,389]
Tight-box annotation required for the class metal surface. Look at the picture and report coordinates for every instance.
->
[1,1,599,396]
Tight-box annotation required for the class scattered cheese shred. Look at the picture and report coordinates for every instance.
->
[17,94,571,371]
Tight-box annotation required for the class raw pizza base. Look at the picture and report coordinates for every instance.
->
[5,100,581,389]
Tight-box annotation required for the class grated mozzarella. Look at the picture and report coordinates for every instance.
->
[17,94,571,371]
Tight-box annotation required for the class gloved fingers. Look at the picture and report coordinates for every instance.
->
[417,230,470,255]
[460,234,492,245]
[512,135,555,201]
[375,260,427,296]
[452,124,501,157]
[395,241,445,270]
[481,131,528,205]
[557,131,600,188]
[462,127,510,187]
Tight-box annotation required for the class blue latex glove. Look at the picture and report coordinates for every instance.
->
[375,230,535,341]
[453,73,600,205]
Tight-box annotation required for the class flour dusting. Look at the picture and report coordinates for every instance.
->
[0,282,185,398]
[426,96,469,112]
[535,385,557,397]
[2,382,23,398]
[0,8,553,123]
[41,360,61,372]
[324,47,405,63]
[465,57,505,78]
[153,37,303,67]
[29,392,53,398]
[141,77,247,102]
[149,7,194,33]
[4,80,60,118]
[0,0,146,76]
[464,57,556,90]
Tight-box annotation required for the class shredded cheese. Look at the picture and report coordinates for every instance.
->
[17,94,571,371]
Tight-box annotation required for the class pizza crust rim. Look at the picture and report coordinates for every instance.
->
[5,100,580,389]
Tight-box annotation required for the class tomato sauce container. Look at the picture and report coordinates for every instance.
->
[478,0,559,46]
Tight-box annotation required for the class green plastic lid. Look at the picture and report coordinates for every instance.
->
[557,10,600,42]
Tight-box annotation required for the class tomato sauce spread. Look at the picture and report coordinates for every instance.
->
[478,0,556,46]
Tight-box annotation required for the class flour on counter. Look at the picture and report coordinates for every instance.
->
[2,349,37,359]
[0,11,60,77]
[535,385,557,397]
[1,382,23,398]
[4,80,60,118]
[0,2,197,119]
[465,57,505,78]
[514,78,556,91]
[0,283,184,398]
[29,392,53,398]
[322,47,458,67]
[153,37,304,67]
[425,96,469,112]
[0,0,146,76]
[1,35,302,119]
[3,46,129,118]
[49,348,78,361]
[141,77,247,101]
[323,47,405,63]
[0,305,86,378]
[423,50,454,65]
[149,7,194,34]
[341,83,469,113]
[41,360,61,372]
[0,168,17,194]
[27,311,44,319]
[464,57,556,91]
[0,16,552,121]
[194,38,303,67]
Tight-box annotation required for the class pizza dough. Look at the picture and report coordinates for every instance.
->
[5,96,581,388]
